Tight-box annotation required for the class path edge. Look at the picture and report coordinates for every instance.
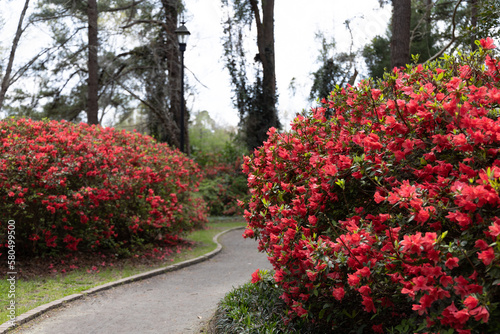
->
[0,226,244,334]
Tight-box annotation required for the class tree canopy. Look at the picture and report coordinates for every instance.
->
[0,0,498,151]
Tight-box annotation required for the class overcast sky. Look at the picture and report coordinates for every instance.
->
[1,0,391,128]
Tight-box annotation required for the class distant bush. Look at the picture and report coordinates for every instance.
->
[243,39,500,333]
[0,118,207,258]
[194,141,249,216]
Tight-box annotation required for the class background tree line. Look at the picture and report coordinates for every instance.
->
[222,0,499,151]
[0,0,499,155]
[1,0,189,151]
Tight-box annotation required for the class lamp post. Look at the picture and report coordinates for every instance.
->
[175,21,190,153]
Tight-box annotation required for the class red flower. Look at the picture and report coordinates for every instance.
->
[357,266,371,278]
[347,273,361,287]
[454,309,471,325]
[274,270,284,282]
[469,306,489,322]
[400,233,423,255]
[361,295,376,313]
[463,295,479,309]
[488,220,500,237]
[440,275,453,287]
[415,208,430,223]
[475,239,489,250]
[332,287,345,301]
[306,270,318,282]
[358,285,371,296]
[372,324,383,333]
[371,89,382,100]
[324,163,338,176]
[251,269,262,283]
[445,257,459,270]
[480,37,496,50]
[292,302,308,317]
[243,228,254,238]
[478,248,495,266]
[412,303,427,315]
[412,276,430,292]
[374,191,386,203]
[457,330,471,334]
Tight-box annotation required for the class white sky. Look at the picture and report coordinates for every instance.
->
[1,0,391,128]
[184,0,391,128]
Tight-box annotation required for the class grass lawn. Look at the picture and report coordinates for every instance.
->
[0,216,246,325]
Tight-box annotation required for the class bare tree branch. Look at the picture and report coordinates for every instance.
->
[120,19,169,33]
[344,20,357,86]
[106,72,174,140]
[426,0,463,63]
[11,26,87,84]
[103,0,146,13]
[0,0,31,111]
[185,66,209,89]
[249,0,262,27]
[409,0,435,48]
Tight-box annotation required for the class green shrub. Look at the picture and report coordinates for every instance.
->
[194,147,249,216]
[209,270,299,333]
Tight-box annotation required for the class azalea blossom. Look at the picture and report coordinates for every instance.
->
[480,37,496,50]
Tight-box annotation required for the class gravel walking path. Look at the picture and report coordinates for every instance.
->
[9,228,272,334]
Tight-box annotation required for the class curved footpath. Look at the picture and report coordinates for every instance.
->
[3,228,272,334]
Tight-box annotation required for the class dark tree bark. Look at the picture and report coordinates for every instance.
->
[425,0,433,55]
[250,0,276,109]
[247,0,280,149]
[0,0,30,112]
[391,0,412,68]
[470,0,478,51]
[87,0,99,125]
[161,0,187,153]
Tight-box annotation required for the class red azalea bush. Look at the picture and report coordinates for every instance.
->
[0,118,207,258]
[243,39,500,333]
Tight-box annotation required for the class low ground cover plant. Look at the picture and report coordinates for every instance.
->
[209,269,334,334]
[208,269,296,334]
[243,39,500,333]
[0,118,207,260]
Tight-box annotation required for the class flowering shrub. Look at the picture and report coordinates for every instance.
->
[243,39,500,333]
[195,150,248,216]
[0,119,207,258]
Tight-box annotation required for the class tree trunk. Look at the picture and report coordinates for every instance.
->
[87,0,99,125]
[0,0,30,112]
[470,0,478,51]
[248,0,280,149]
[162,0,184,152]
[391,0,412,69]
[425,0,433,57]
[260,0,277,120]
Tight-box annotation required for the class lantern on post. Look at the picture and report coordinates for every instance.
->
[175,21,190,153]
